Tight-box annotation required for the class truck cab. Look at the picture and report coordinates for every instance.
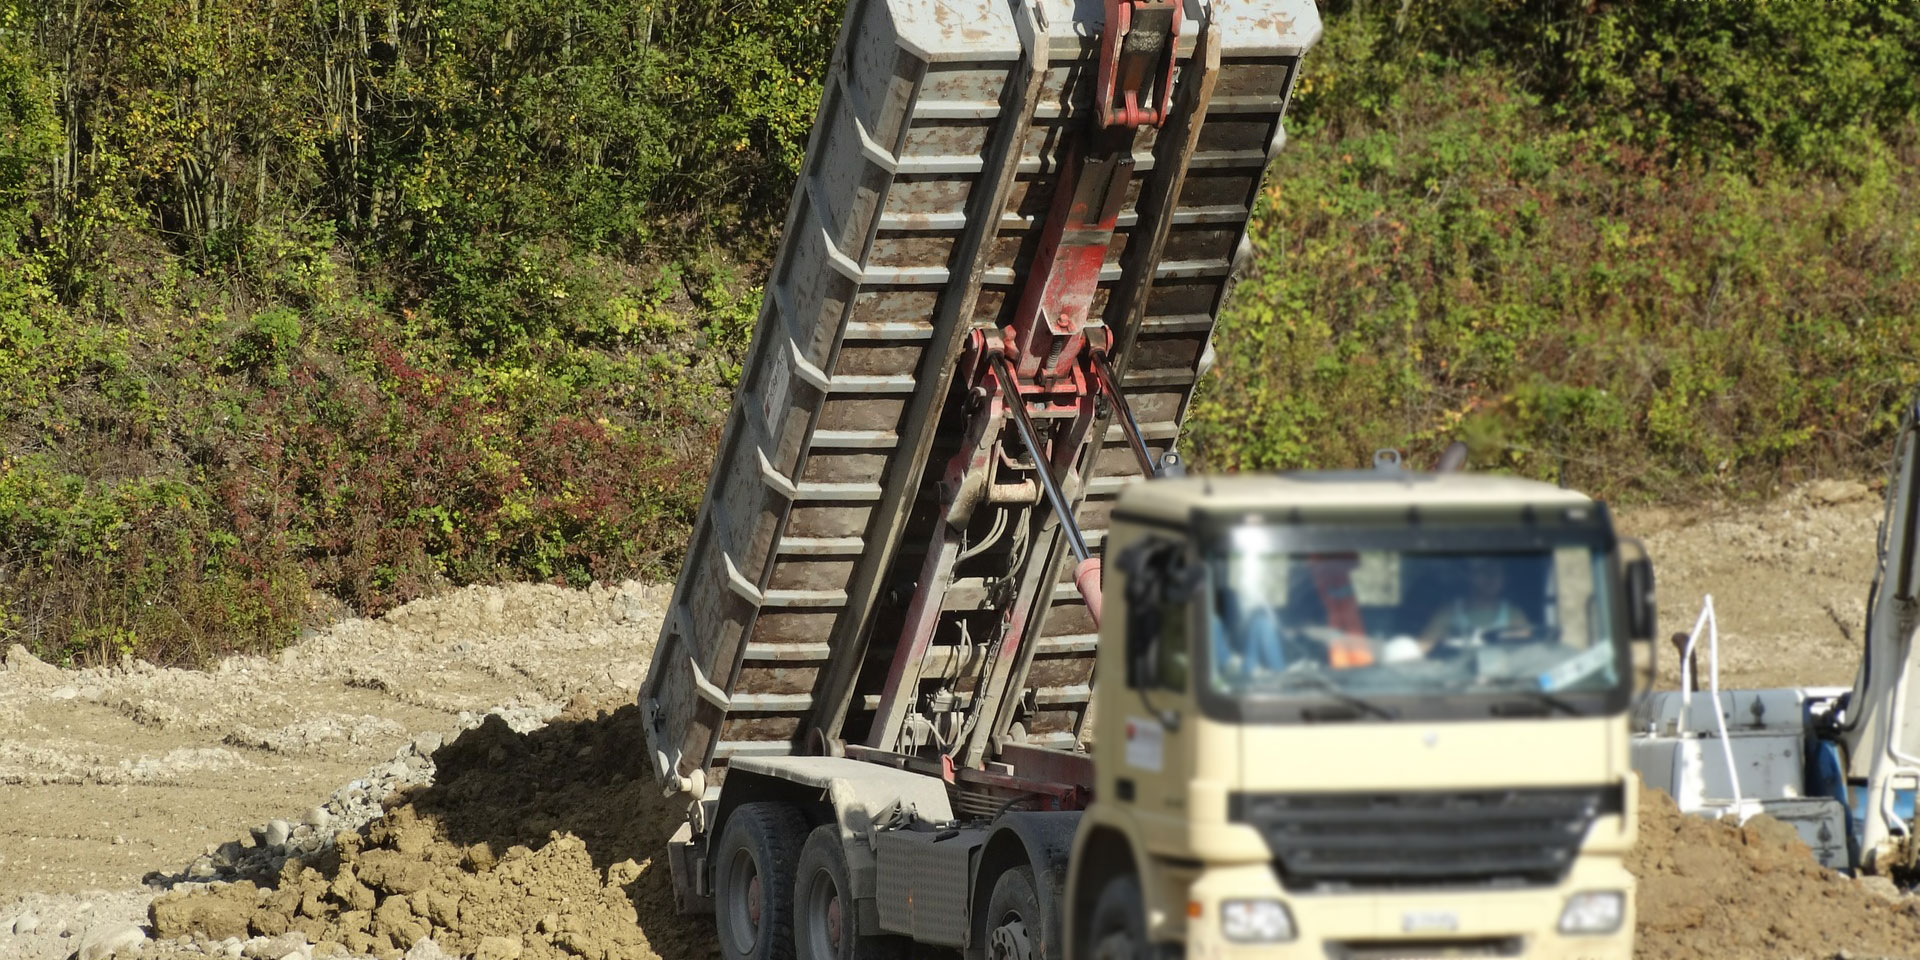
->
[1073,471,1652,959]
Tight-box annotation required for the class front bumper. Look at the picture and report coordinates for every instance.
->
[1178,858,1634,960]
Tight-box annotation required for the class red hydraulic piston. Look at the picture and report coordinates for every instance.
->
[1002,0,1179,383]
[1001,128,1134,384]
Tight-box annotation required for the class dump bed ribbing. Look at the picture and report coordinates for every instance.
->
[641,0,1319,800]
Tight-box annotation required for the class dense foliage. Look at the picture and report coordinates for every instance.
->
[1189,0,1920,489]
[0,0,1914,661]
[0,0,832,661]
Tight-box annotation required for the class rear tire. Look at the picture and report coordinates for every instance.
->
[715,802,808,960]
[793,824,905,960]
[1085,874,1148,960]
[985,866,1053,960]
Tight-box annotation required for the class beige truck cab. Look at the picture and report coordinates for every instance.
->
[1070,469,1652,960]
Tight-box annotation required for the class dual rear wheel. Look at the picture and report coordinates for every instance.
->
[715,801,1146,960]
[714,802,902,960]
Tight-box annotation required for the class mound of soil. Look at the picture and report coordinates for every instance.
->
[149,698,707,960]
[139,697,1920,960]
[1631,787,1920,959]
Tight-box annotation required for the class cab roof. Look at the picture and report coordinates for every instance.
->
[1113,471,1596,524]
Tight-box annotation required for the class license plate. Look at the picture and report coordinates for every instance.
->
[1400,909,1460,934]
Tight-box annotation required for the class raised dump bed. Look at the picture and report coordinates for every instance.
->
[642,0,1319,799]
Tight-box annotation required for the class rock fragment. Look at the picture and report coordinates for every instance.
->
[152,891,252,941]
[472,936,524,960]
[4,643,60,681]
[75,921,147,960]
[403,937,452,960]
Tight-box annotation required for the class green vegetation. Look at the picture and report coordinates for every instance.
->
[0,0,1915,662]
[1191,0,1920,491]
[0,0,830,661]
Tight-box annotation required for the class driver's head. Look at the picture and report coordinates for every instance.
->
[1467,557,1505,601]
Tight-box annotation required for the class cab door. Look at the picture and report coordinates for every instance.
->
[1098,530,1206,852]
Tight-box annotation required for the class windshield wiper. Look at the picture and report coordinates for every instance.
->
[1279,673,1399,721]
[1486,689,1585,717]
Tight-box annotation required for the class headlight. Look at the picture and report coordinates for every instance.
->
[1220,899,1295,943]
[1557,891,1625,935]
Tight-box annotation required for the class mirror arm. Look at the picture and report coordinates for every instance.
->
[1138,686,1181,732]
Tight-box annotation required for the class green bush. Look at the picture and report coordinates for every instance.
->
[0,458,307,664]
[1190,19,1920,497]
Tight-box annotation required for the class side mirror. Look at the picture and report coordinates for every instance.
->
[1117,537,1200,690]
[1127,609,1160,689]
[1624,554,1656,642]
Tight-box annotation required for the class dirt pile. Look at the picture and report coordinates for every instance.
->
[0,579,668,901]
[148,698,706,960]
[1631,787,1920,959]
[150,716,1920,960]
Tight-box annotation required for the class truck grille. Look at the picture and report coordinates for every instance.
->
[1229,786,1620,891]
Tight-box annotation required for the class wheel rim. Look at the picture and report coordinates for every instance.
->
[724,847,762,954]
[988,911,1032,960]
[803,866,843,960]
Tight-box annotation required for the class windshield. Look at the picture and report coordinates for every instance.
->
[1205,533,1623,712]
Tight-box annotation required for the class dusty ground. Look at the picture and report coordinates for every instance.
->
[1625,477,1883,691]
[0,480,1908,960]
[0,581,671,959]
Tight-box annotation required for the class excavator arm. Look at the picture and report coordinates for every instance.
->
[1838,394,1920,870]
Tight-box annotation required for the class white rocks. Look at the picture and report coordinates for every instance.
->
[9,911,39,934]
[4,643,60,682]
[74,921,147,960]
[242,933,312,959]
[263,819,293,849]
[613,589,650,624]
[403,937,452,960]
[410,731,443,757]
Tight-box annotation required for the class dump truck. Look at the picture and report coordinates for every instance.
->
[639,0,1658,956]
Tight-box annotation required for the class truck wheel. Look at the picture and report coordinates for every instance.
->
[1085,874,1148,960]
[794,824,903,960]
[716,801,808,960]
[985,865,1053,960]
